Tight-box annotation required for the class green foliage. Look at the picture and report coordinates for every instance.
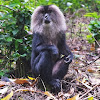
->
[86,34,95,44]
[0,0,32,70]
[0,0,100,76]
[85,12,100,43]
[89,20,100,40]
[84,12,100,19]
[0,69,8,77]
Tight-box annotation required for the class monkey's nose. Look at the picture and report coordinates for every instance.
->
[44,14,50,24]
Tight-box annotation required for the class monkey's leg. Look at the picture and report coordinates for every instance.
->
[52,58,70,80]
[33,51,53,82]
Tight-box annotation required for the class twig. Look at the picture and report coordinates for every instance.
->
[93,36,100,47]
[79,84,99,99]
[61,80,63,92]
[40,78,46,92]
[88,29,100,48]
[0,5,16,11]
[86,56,100,66]
[80,56,100,67]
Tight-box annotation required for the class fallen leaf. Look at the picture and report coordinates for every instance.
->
[90,44,95,51]
[88,96,94,100]
[28,76,36,80]
[0,87,8,94]
[16,89,31,92]
[87,67,96,73]
[0,81,10,87]
[44,91,56,99]
[1,91,13,100]
[14,79,30,85]
[82,77,86,83]
[89,76,100,85]
[30,79,38,86]
[66,94,79,100]
[15,89,44,95]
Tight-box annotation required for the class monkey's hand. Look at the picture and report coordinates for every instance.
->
[64,55,72,64]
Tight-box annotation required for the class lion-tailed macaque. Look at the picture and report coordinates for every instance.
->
[31,5,73,92]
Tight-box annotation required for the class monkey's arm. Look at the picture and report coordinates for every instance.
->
[58,33,73,63]
[32,33,58,55]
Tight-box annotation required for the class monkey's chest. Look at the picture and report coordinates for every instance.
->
[44,37,58,45]
[42,33,59,45]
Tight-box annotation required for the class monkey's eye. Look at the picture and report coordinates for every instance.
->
[41,10,45,14]
[48,10,52,13]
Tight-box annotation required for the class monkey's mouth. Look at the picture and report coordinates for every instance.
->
[44,20,51,24]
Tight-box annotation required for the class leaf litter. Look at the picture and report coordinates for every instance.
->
[0,16,100,100]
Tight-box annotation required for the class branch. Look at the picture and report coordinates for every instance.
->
[0,5,16,11]
[80,55,100,67]
[93,36,100,47]
[79,84,99,99]
[86,55,100,66]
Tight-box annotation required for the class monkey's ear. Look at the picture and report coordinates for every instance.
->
[30,6,43,33]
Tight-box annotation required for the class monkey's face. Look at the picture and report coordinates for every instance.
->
[31,5,66,33]
[33,5,58,27]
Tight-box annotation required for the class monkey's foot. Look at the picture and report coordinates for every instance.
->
[49,79,61,93]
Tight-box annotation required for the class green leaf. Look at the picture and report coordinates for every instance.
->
[88,25,92,30]
[0,59,3,63]
[16,39,23,43]
[87,34,92,39]
[86,34,95,43]
[84,12,100,19]
[97,21,100,25]
[15,40,19,49]
[12,29,19,35]
[0,71,5,76]
[21,54,27,57]
[90,20,96,24]
[5,37,13,42]
[12,52,20,61]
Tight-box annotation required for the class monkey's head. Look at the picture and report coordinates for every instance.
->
[31,5,66,34]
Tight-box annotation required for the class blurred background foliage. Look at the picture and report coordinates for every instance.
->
[0,0,100,77]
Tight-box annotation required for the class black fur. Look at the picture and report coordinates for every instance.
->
[31,32,73,92]
[31,5,73,92]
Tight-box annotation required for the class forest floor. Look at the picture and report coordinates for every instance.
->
[0,16,100,100]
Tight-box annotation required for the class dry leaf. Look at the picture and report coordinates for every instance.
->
[87,67,96,73]
[90,44,95,51]
[89,76,100,85]
[16,89,31,92]
[0,81,10,87]
[15,88,43,94]
[66,94,79,100]
[1,91,13,100]
[0,87,8,94]
[44,91,56,99]
[14,79,30,85]
[82,77,86,83]
[75,61,79,64]
[88,96,94,100]
[28,76,36,80]
[30,77,38,86]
